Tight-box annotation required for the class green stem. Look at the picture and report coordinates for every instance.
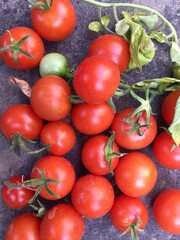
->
[82,0,178,43]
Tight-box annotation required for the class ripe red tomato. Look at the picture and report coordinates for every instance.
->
[73,56,120,104]
[2,176,34,209]
[110,194,149,236]
[114,152,157,197]
[161,90,180,125]
[153,189,180,234]
[0,26,44,69]
[153,131,180,169]
[30,75,72,121]
[81,134,119,175]
[40,203,84,240]
[40,121,76,155]
[31,0,76,41]
[30,155,75,200]
[71,102,115,135]
[5,212,41,240]
[71,174,114,219]
[88,34,130,73]
[0,104,43,140]
[111,108,157,150]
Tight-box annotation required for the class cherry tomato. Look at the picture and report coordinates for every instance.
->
[73,56,120,104]
[40,203,84,240]
[0,26,44,69]
[153,131,180,169]
[88,34,130,73]
[30,75,72,121]
[173,65,180,79]
[81,134,119,175]
[5,212,41,240]
[39,53,69,77]
[2,176,34,209]
[111,108,157,150]
[71,174,114,219]
[161,90,180,125]
[31,0,76,41]
[30,155,75,200]
[153,189,180,234]
[71,102,115,135]
[114,152,157,197]
[0,104,43,140]
[110,194,149,236]
[40,121,76,155]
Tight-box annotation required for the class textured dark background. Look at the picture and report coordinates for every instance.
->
[0,0,180,239]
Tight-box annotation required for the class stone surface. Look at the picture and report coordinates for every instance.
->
[0,0,179,239]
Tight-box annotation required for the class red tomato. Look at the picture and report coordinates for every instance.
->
[2,176,34,209]
[71,174,114,219]
[5,212,41,240]
[153,131,180,169]
[110,194,149,235]
[0,26,44,69]
[81,134,119,175]
[40,121,76,155]
[71,102,115,135]
[31,0,76,41]
[40,203,84,240]
[30,75,72,121]
[30,155,75,200]
[111,108,157,150]
[88,34,130,73]
[114,152,157,197]
[0,104,43,140]
[153,189,180,234]
[161,90,180,125]
[73,56,120,104]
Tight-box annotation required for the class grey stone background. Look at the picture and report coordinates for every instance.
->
[0,0,179,239]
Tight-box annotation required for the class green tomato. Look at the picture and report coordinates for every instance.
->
[39,53,68,77]
[173,65,180,79]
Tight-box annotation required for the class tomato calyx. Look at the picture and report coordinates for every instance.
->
[4,168,61,204]
[0,31,34,65]
[28,0,54,12]
[30,199,47,218]
[120,216,143,240]
[104,132,126,174]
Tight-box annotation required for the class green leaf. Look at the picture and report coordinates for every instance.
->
[170,41,180,65]
[168,96,180,146]
[138,14,159,30]
[115,19,130,36]
[88,21,101,32]
[100,15,111,27]
[149,31,167,43]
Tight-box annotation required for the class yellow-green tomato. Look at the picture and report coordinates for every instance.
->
[39,53,68,77]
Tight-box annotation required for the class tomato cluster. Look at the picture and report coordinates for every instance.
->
[0,1,180,240]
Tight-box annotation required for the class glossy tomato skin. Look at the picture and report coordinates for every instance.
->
[114,152,157,197]
[2,176,34,209]
[71,174,115,219]
[40,203,84,240]
[110,194,149,233]
[71,102,115,135]
[111,108,157,150]
[153,189,180,234]
[153,131,180,169]
[73,56,120,104]
[30,75,72,121]
[0,104,43,140]
[30,155,75,200]
[81,135,119,175]
[0,26,44,69]
[40,121,76,155]
[31,0,76,41]
[5,212,41,240]
[161,90,180,125]
[88,34,130,73]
